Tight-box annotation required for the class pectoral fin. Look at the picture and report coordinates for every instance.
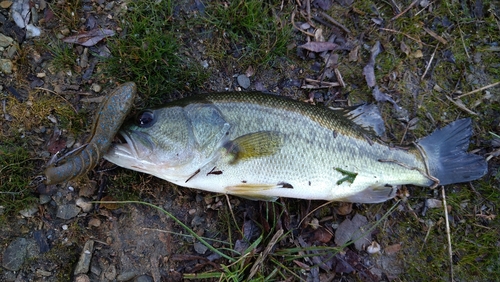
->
[340,184,397,203]
[223,131,283,164]
[225,184,279,201]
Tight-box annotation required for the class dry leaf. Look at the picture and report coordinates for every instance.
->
[299,41,339,52]
[63,28,115,47]
[384,243,402,255]
[362,41,382,88]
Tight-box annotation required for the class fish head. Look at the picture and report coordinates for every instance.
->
[104,106,199,179]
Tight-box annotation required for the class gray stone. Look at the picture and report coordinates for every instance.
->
[0,59,13,74]
[74,240,94,275]
[0,33,13,47]
[104,265,117,280]
[134,275,153,282]
[56,204,81,219]
[76,198,93,213]
[117,271,138,281]
[191,215,204,226]
[19,204,38,217]
[39,194,51,205]
[237,74,251,89]
[2,237,28,271]
[194,242,208,254]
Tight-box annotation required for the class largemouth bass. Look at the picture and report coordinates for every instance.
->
[104,92,487,203]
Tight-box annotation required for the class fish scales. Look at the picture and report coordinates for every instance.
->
[104,92,487,203]
[195,94,428,194]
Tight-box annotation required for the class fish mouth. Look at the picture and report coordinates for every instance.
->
[105,129,155,163]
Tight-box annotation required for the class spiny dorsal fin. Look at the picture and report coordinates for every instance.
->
[223,131,284,163]
[330,104,386,137]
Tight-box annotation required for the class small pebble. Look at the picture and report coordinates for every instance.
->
[0,58,13,74]
[60,27,70,36]
[193,242,208,254]
[117,271,138,281]
[134,275,153,282]
[366,241,381,254]
[0,1,13,9]
[56,204,81,220]
[74,240,94,275]
[0,32,13,47]
[76,198,93,213]
[74,274,91,282]
[425,198,442,209]
[104,265,117,280]
[26,24,41,38]
[62,225,68,230]
[91,83,102,93]
[88,218,101,228]
[39,194,51,204]
[19,204,38,217]
[35,269,52,277]
[237,74,250,89]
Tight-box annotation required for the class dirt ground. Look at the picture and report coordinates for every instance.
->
[1,0,500,281]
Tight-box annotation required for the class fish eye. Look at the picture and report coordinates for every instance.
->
[137,110,155,128]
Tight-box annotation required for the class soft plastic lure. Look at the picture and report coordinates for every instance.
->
[44,82,136,184]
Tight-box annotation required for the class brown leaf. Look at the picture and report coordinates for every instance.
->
[47,129,65,154]
[299,41,339,53]
[384,243,401,255]
[336,202,352,215]
[313,228,333,243]
[63,28,115,47]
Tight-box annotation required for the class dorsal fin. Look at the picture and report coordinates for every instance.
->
[330,104,386,137]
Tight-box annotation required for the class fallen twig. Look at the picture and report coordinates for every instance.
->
[379,28,425,45]
[421,43,439,80]
[442,187,454,282]
[35,87,78,114]
[248,229,284,280]
[455,81,500,99]
[391,0,418,21]
[445,95,479,115]
[291,11,315,37]
[319,11,351,34]
[423,26,448,45]
[302,78,340,89]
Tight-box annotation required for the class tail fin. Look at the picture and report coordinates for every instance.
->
[416,118,487,185]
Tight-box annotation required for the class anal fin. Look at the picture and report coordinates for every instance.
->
[340,184,397,203]
[225,184,279,201]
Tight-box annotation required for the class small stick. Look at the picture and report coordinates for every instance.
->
[291,11,315,37]
[334,68,346,88]
[35,87,78,114]
[319,11,351,33]
[445,95,479,115]
[304,78,340,86]
[379,28,427,45]
[423,26,448,45]
[458,25,470,59]
[306,0,311,22]
[248,229,284,280]
[391,0,418,21]
[442,186,454,282]
[455,81,500,99]
[421,43,439,80]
